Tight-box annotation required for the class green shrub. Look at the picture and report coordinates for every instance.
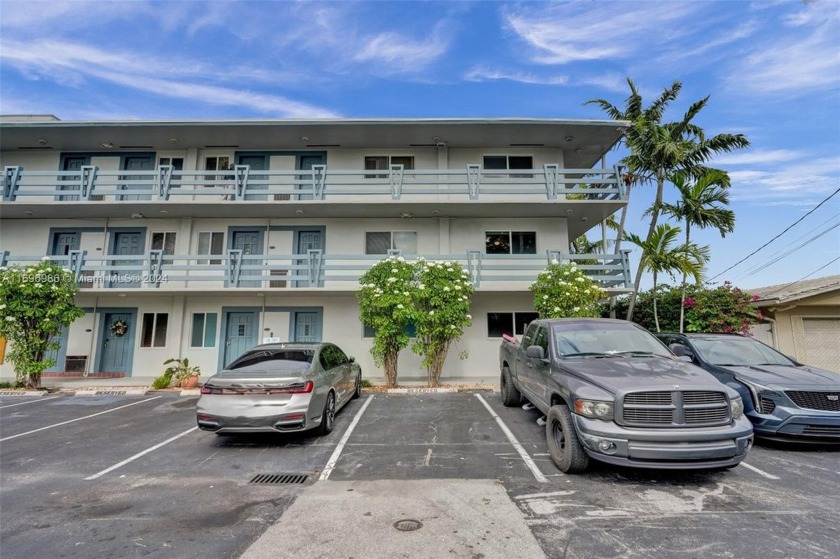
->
[152,373,174,390]
[360,379,372,388]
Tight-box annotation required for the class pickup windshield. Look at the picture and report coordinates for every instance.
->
[552,323,672,359]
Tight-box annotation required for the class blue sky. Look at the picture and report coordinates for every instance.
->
[1,0,838,292]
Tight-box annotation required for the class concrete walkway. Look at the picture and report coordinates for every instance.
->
[240,479,546,559]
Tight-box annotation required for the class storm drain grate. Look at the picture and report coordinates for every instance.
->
[393,519,423,532]
[248,473,309,485]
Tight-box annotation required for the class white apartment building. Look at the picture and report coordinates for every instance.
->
[0,116,631,382]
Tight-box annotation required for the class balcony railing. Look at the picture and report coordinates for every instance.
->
[2,164,625,203]
[0,250,632,291]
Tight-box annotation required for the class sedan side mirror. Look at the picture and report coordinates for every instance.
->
[669,343,693,359]
[348,356,356,363]
[526,345,545,360]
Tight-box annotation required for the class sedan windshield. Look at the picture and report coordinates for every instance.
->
[690,337,794,366]
[228,349,315,372]
[551,323,672,358]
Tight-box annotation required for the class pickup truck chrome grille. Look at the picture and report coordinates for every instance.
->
[785,391,840,412]
[620,390,729,427]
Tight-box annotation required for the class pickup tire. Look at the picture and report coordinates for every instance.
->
[546,405,589,473]
[500,367,521,407]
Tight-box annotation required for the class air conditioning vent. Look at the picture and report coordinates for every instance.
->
[269,269,288,288]
[65,355,88,373]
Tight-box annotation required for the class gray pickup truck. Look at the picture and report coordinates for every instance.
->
[499,318,754,473]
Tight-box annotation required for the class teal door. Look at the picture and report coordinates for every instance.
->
[111,232,143,288]
[296,154,325,200]
[52,232,81,258]
[99,312,135,373]
[224,312,257,366]
[232,230,262,287]
[44,326,70,373]
[294,312,321,342]
[56,156,88,201]
[238,155,268,200]
[119,155,153,201]
[296,230,323,287]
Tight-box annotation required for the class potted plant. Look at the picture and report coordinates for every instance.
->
[163,357,201,389]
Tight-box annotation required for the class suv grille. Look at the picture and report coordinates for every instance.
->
[621,390,729,427]
[785,391,840,412]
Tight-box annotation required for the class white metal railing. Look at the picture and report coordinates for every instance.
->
[2,164,625,203]
[0,250,632,290]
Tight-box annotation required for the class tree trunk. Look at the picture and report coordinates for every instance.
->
[653,272,660,332]
[384,352,398,388]
[627,176,665,321]
[678,221,691,333]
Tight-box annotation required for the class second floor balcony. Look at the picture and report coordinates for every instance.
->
[1,249,632,294]
[1,164,626,237]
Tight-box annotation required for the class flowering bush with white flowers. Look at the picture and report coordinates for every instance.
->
[0,259,85,388]
[357,256,417,387]
[530,261,606,319]
[412,260,474,387]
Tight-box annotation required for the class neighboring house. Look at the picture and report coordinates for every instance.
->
[0,116,631,382]
[750,275,840,374]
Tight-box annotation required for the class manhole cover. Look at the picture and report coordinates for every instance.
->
[248,473,309,485]
[393,519,423,532]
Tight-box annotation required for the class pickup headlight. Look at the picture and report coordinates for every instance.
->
[730,396,744,420]
[574,399,614,421]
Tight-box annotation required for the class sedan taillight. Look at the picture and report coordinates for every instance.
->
[200,380,314,395]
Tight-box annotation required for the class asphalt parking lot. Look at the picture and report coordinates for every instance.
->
[1,391,838,558]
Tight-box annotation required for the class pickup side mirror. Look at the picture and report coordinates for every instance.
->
[526,345,546,360]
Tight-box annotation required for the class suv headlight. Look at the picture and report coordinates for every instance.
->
[730,396,744,420]
[574,399,614,421]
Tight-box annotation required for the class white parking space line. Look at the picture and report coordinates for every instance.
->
[84,426,199,480]
[739,461,781,480]
[0,396,162,442]
[319,395,374,481]
[0,396,60,409]
[475,394,549,483]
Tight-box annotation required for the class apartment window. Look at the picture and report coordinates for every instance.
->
[483,155,533,178]
[191,313,218,348]
[487,312,539,338]
[204,156,232,185]
[159,157,184,185]
[141,313,169,348]
[365,156,414,178]
[364,323,417,338]
[197,232,224,265]
[151,232,176,264]
[486,231,536,254]
[366,231,417,255]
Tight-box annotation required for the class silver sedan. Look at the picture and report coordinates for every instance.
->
[196,342,362,435]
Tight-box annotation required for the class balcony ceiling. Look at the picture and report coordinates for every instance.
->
[0,117,628,169]
[0,199,625,240]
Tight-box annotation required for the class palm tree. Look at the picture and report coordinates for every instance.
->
[661,169,735,332]
[588,80,749,321]
[624,224,709,332]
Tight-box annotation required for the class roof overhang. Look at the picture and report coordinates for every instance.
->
[0,117,629,169]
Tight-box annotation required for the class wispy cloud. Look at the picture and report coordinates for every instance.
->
[0,39,339,117]
[502,1,701,65]
[726,1,840,95]
[354,26,450,71]
[714,149,803,166]
[464,67,569,85]
[728,155,840,205]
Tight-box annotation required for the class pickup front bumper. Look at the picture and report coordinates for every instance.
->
[573,414,754,469]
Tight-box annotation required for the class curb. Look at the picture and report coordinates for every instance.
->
[387,387,459,394]
[74,389,149,397]
[0,390,49,397]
